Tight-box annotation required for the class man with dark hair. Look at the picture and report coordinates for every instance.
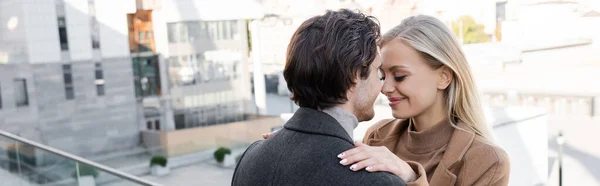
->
[232,9,405,186]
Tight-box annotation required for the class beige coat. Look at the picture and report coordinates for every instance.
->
[363,119,510,186]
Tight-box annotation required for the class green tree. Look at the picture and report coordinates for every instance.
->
[452,16,489,44]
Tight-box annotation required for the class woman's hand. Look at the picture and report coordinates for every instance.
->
[261,131,277,139]
[338,142,417,182]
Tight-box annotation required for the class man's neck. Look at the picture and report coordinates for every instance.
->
[321,106,359,139]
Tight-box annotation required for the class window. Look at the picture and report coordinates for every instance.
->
[0,84,3,109]
[174,114,185,129]
[167,23,178,43]
[63,64,74,99]
[179,23,188,42]
[207,22,217,39]
[95,63,105,96]
[89,0,100,49]
[146,31,152,40]
[58,17,69,51]
[231,20,239,40]
[223,21,231,40]
[133,56,161,97]
[199,22,208,37]
[154,120,160,130]
[187,22,206,41]
[229,20,237,40]
[147,121,153,130]
[14,79,28,107]
[217,21,224,40]
[138,31,144,42]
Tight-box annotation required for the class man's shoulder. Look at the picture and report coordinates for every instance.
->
[233,130,405,186]
[355,171,406,186]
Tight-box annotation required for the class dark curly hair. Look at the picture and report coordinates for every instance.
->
[284,9,381,110]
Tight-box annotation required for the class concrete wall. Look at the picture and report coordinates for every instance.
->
[0,0,142,157]
[23,0,62,64]
[95,0,136,58]
[0,64,39,141]
[64,0,93,61]
[34,58,139,156]
[0,0,29,64]
[142,116,282,157]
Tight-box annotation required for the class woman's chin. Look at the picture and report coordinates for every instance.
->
[391,112,413,120]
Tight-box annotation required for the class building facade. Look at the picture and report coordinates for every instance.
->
[0,0,140,156]
[133,0,262,131]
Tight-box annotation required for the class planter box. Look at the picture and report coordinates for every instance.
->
[78,176,96,186]
[151,165,170,177]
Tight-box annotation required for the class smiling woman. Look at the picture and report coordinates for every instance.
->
[338,15,510,186]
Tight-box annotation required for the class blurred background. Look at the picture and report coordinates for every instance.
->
[0,0,598,185]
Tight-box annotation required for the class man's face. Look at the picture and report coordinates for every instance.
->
[352,49,383,122]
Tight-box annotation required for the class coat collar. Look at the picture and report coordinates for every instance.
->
[365,119,476,184]
[283,107,354,144]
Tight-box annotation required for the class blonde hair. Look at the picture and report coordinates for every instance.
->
[381,15,492,139]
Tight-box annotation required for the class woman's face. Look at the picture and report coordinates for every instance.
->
[379,39,448,119]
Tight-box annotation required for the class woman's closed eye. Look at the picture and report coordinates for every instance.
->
[394,76,406,82]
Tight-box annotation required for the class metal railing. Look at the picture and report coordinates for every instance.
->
[0,130,161,186]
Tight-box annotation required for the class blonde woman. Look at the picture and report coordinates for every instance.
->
[336,15,510,185]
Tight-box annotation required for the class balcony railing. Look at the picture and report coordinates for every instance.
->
[0,130,161,186]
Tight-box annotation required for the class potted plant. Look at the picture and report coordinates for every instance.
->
[150,155,170,176]
[72,164,99,186]
[214,147,234,167]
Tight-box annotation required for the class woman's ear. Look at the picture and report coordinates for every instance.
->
[437,66,453,90]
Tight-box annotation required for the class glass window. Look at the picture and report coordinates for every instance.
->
[95,63,105,96]
[0,83,2,109]
[217,21,224,40]
[66,87,74,100]
[224,21,231,40]
[96,84,105,96]
[179,23,188,42]
[208,22,217,39]
[58,19,69,50]
[199,22,208,37]
[14,79,28,107]
[63,64,74,100]
[155,120,160,130]
[91,16,100,49]
[147,121,153,130]
[231,20,239,40]
[138,31,144,41]
[187,22,200,41]
[167,23,178,43]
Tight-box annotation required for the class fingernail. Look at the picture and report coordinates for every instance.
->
[339,159,347,164]
[366,166,372,171]
[337,153,345,158]
[350,164,357,170]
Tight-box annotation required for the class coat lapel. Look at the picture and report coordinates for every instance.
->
[430,122,476,185]
[364,119,477,185]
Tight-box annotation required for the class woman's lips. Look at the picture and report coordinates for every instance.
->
[388,97,405,106]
